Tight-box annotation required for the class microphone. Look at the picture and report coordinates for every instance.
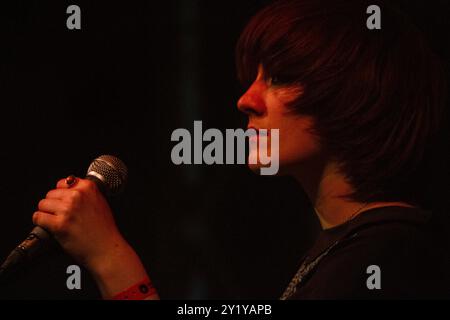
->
[0,155,128,281]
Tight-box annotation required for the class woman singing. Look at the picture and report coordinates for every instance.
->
[33,0,449,299]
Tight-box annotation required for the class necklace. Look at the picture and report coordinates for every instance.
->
[280,202,370,300]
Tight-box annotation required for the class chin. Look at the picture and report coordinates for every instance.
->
[246,162,286,177]
[247,162,262,174]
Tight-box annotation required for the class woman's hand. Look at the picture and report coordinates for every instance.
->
[32,177,156,299]
[33,177,123,270]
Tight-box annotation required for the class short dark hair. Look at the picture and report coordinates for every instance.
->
[236,0,447,208]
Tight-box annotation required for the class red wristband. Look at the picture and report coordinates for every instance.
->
[111,278,157,300]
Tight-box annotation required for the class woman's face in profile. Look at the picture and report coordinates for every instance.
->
[237,65,325,175]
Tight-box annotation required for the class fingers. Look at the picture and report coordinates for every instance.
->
[41,189,83,215]
[32,211,61,234]
[34,177,100,237]
[38,198,65,214]
[46,189,65,199]
[44,188,81,202]
[57,177,97,192]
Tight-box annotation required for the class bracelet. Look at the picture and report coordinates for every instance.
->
[111,277,157,300]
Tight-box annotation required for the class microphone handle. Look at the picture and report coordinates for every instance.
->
[0,226,51,280]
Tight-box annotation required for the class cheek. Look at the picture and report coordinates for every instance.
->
[264,85,303,118]
[272,86,304,105]
[280,132,321,164]
[246,123,321,175]
[278,117,322,165]
[256,88,320,169]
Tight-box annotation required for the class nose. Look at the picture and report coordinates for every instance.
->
[237,80,267,117]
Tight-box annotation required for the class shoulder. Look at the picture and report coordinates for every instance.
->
[293,207,450,299]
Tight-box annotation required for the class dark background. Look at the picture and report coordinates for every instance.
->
[0,0,449,299]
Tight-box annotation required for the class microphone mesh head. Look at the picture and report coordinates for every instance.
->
[86,155,128,195]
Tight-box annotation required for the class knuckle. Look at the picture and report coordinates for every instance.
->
[37,199,46,210]
[32,212,40,225]
[56,178,65,188]
[69,189,82,202]
[65,191,83,209]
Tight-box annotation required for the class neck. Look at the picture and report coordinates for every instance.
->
[292,159,417,229]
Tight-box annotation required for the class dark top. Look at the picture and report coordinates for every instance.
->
[287,206,450,299]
